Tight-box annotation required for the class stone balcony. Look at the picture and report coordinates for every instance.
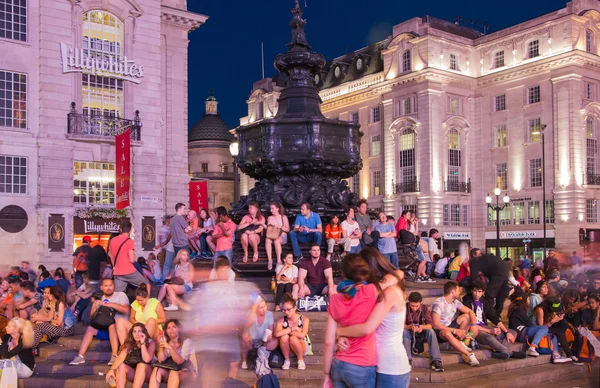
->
[67,103,142,142]
[191,171,234,181]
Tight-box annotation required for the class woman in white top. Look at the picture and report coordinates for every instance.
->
[274,253,298,311]
[157,250,194,311]
[341,207,362,254]
[337,248,410,388]
[198,208,214,259]
[265,202,291,271]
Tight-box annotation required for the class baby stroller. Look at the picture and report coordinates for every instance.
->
[397,229,419,280]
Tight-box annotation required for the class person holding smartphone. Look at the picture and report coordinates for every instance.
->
[274,253,299,311]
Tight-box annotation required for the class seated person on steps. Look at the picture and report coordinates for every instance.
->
[403,292,444,372]
[292,244,337,299]
[289,202,322,262]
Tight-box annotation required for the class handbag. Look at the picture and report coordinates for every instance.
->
[266,216,283,240]
[0,360,18,388]
[124,349,143,368]
[298,296,329,312]
[267,347,284,369]
[152,357,193,372]
[91,305,116,330]
[164,277,185,285]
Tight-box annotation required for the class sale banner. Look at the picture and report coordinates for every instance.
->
[115,128,131,210]
[189,180,209,214]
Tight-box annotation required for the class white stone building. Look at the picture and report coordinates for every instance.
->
[241,0,600,259]
[0,0,206,270]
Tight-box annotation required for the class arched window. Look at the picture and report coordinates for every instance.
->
[587,117,598,182]
[82,11,124,118]
[447,128,462,188]
[402,50,411,73]
[586,29,594,53]
[398,128,417,192]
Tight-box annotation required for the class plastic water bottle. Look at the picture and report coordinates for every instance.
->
[270,276,276,292]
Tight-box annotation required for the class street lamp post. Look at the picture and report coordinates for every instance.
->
[229,141,239,203]
[532,124,548,259]
[486,187,510,257]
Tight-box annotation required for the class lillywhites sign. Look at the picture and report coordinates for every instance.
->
[60,43,144,84]
[500,231,537,239]
[84,220,121,233]
[444,232,471,240]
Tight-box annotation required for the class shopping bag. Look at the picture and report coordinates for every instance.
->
[0,360,18,388]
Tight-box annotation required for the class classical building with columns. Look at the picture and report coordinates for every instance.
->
[0,0,205,270]
[241,0,600,258]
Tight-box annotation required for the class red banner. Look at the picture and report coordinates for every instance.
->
[189,180,209,214]
[115,128,131,210]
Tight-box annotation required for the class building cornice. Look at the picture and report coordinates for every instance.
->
[161,5,208,32]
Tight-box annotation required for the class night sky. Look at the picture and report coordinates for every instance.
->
[187,0,568,129]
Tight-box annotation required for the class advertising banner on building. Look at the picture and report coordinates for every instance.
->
[116,128,131,210]
[142,216,156,252]
[48,214,65,252]
[189,180,209,214]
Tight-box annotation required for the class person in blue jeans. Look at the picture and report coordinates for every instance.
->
[289,202,323,261]
[373,211,398,268]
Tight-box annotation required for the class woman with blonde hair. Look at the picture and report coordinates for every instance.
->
[0,317,35,378]
[265,202,290,270]
[157,249,194,311]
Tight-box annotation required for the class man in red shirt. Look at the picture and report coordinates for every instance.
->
[395,210,411,234]
[108,221,147,293]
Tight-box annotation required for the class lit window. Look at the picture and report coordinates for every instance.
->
[586,30,594,53]
[462,205,469,226]
[447,129,461,184]
[494,51,505,68]
[495,94,506,111]
[528,118,542,142]
[451,204,460,226]
[496,163,508,190]
[221,164,229,174]
[82,11,124,118]
[371,135,381,157]
[0,70,27,129]
[398,128,416,189]
[527,40,540,58]
[528,201,540,224]
[545,200,554,224]
[449,97,460,115]
[495,125,507,147]
[372,170,381,196]
[350,111,359,123]
[443,205,449,226]
[73,161,115,206]
[529,158,542,187]
[404,98,411,115]
[512,202,525,225]
[0,155,27,194]
[586,199,598,223]
[0,0,27,42]
[201,163,208,173]
[371,106,381,123]
[449,54,458,71]
[587,117,598,182]
[528,85,541,104]
[402,50,411,72]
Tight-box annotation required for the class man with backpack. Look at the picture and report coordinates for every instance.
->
[107,221,147,293]
[72,235,92,289]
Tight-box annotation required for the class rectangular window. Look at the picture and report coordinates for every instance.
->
[350,111,359,124]
[529,158,542,187]
[443,204,449,226]
[499,206,511,226]
[494,51,505,68]
[462,205,469,226]
[495,125,507,147]
[73,161,115,206]
[402,50,411,73]
[372,170,381,196]
[587,199,598,223]
[528,201,540,224]
[0,0,27,41]
[201,163,209,173]
[495,94,506,111]
[0,155,27,194]
[0,70,27,129]
[528,85,541,104]
[451,204,460,226]
[528,118,542,142]
[512,202,525,225]
[587,82,594,100]
[528,40,540,58]
[487,206,496,226]
[403,98,411,115]
[450,54,458,71]
[545,200,554,224]
[587,30,593,53]
[352,174,360,194]
[221,165,229,174]
[371,106,381,123]
[257,101,264,119]
[371,135,381,157]
[450,97,460,115]
[496,163,508,190]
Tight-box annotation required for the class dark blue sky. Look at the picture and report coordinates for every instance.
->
[187,0,567,129]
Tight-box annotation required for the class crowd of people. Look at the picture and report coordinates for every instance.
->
[1,201,599,388]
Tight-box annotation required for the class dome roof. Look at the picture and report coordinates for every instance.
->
[188,113,233,142]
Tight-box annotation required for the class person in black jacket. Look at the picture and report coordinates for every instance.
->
[0,317,35,378]
[469,254,510,315]
[462,281,526,359]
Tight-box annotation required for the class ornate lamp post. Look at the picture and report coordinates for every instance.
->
[229,141,240,203]
[486,188,510,257]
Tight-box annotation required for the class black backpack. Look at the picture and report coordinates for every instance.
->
[257,374,280,388]
[268,347,284,369]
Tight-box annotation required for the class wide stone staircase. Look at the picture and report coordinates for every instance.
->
[21,275,600,387]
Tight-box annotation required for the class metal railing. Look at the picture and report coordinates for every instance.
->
[445,178,471,193]
[394,178,420,193]
[192,172,234,180]
[67,103,142,141]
